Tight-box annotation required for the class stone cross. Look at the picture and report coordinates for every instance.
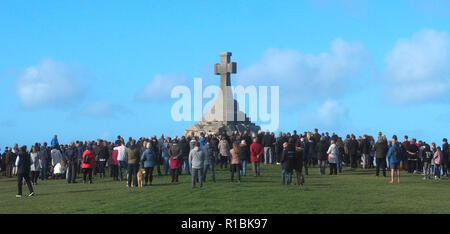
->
[214,52,237,122]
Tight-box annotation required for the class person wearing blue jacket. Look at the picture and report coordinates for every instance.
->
[51,135,59,147]
[387,135,402,184]
[140,142,157,186]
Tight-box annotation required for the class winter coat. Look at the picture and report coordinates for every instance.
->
[140,148,157,168]
[189,147,205,169]
[30,152,40,171]
[169,143,182,159]
[218,140,230,157]
[16,152,31,175]
[327,144,339,164]
[434,151,443,165]
[316,140,328,161]
[250,142,263,162]
[51,149,63,167]
[281,144,298,172]
[239,144,250,161]
[126,146,141,165]
[111,148,118,166]
[82,150,96,169]
[230,148,240,165]
[202,143,214,165]
[374,142,388,159]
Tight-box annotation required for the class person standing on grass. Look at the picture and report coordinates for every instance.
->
[316,137,328,175]
[229,142,241,183]
[239,140,249,177]
[387,135,402,184]
[218,136,230,169]
[202,138,215,183]
[327,140,339,175]
[374,135,388,177]
[406,139,419,174]
[262,130,274,165]
[15,146,34,198]
[433,147,443,180]
[250,137,263,177]
[281,139,297,185]
[169,138,182,183]
[140,142,157,186]
[126,139,141,187]
[422,142,432,180]
[442,138,449,177]
[189,142,205,188]
[82,144,96,184]
[111,142,119,181]
[30,146,40,185]
[50,146,63,179]
[114,141,127,181]
[65,142,77,184]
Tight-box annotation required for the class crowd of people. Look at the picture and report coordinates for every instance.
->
[1,129,449,197]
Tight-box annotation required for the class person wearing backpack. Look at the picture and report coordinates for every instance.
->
[82,144,96,184]
[387,135,402,184]
[422,143,433,180]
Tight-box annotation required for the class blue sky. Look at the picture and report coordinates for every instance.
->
[1,0,450,146]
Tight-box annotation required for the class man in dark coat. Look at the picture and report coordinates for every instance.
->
[16,146,34,197]
[348,135,358,169]
[374,137,388,177]
[65,142,77,183]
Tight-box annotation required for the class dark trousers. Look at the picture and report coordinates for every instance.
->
[220,155,228,169]
[97,160,106,177]
[66,161,77,183]
[171,168,179,182]
[376,158,386,176]
[407,160,416,173]
[230,164,241,182]
[111,165,118,180]
[17,173,34,195]
[144,167,154,184]
[31,171,40,184]
[83,168,93,182]
[127,163,138,187]
[442,163,448,176]
[329,163,337,175]
[349,153,357,168]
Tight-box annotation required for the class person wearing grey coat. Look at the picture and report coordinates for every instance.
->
[189,142,205,188]
[327,141,339,175]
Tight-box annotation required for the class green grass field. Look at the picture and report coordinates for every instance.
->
[1,164,449,214]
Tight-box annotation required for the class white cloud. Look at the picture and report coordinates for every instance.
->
[300,99,349,130]
[136,74,189,101]
[15,59,84,108]
[238,38,367,106]
[385,29,450,104]
[83,100,129,118]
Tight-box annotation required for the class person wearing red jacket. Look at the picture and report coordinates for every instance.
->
[111,144,119,181]
[82,144,96,184]
[250,138,263,177]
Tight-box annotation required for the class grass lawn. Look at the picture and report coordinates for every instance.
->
[0,164,449,214]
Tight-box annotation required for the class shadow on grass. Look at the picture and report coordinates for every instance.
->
[38,188,112,196]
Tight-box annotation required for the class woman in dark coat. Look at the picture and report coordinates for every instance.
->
[16,146,34,197]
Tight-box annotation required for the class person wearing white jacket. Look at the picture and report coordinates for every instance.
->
[114,142,127,181]
[327,140,339,175]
